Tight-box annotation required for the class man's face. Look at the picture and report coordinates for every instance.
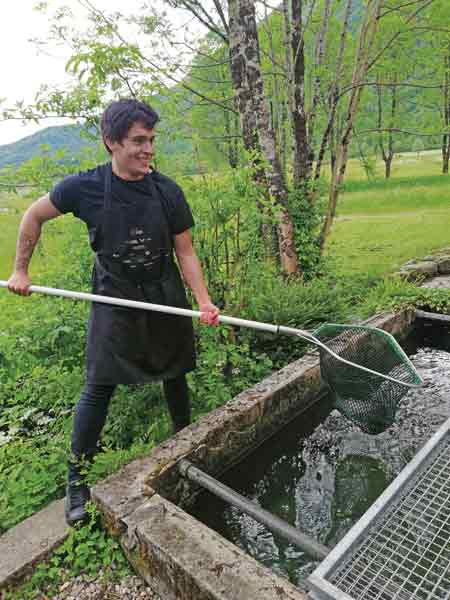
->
[106,122,156,179]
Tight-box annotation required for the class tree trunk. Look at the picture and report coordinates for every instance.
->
[264,2,282,166]
[224,103,238,169]
[313,0,353,186]
[443,48,450,174]
[320,0,382,250]
[308,0,332,167]
[282,0,295,155]
[385,158,392,179]
[443,151,450,174]
[443,134,450,174]
[377,74,397,180]
[228,0,299,274]
[291,0,311,186]
[280,99,289,181]
[387,79,397,178]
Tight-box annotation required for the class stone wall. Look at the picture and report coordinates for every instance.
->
[396,249,450,282]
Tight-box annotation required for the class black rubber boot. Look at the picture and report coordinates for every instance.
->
[65,481,91,527]
[65,456,92,527]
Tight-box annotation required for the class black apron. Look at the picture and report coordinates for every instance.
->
[86,163,196,385]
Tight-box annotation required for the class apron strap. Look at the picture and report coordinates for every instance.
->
[146,172,173,253]
[146,172,172,234]
[104,161,113,211]
[102,161,128,256]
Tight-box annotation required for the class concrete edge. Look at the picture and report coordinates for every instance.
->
[92,351,325,525]
[0,308,416,593]
[0,499,68,589]
[120,494,309,600]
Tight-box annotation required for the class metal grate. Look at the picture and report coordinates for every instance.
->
[308,417,450,600]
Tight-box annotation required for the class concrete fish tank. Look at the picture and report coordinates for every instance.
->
[92,309,450,599]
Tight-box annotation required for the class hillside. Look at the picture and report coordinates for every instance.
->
[0,124,98,169]
[0,123,193,170]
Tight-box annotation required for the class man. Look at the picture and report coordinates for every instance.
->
[8,98,219,526]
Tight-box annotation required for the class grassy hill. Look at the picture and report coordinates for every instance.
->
[0,124,99,169]
[0,122,194,173]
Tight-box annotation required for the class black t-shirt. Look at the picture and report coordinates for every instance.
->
[49,164,194,238]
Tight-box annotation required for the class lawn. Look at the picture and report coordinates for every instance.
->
[326,150,450,277]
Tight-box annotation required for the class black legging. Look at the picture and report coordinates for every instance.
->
[69,375,190,482]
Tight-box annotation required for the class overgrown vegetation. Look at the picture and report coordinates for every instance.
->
[2,150,450,596]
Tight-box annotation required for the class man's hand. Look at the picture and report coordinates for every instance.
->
[7,272,32,296]
[199,301,220,326]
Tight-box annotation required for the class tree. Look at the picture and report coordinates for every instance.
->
[228,0,299,274]
[4,0,443,263]
[319,0,437,247]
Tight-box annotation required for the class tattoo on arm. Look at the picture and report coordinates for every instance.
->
[15,220,42,273]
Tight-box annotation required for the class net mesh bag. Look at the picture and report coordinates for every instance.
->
[313,324,422,435]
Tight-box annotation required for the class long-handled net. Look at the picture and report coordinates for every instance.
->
[311,324,422,434]
[0,281,423,434]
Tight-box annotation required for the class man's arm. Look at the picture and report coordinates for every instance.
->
[7,194,62,296]
[174,230,219,325]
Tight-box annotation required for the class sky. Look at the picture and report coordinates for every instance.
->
[1,2,80,144]
[0,1,198,146]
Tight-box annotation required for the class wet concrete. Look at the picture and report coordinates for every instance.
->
[189,324,450,591]
[422,275,450,289]
[0,499,68,586]
[0,308,427,599]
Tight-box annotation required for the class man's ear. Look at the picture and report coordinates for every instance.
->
[103,136,114,154]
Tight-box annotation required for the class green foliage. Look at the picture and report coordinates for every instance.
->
[0,437,69,534]
[4,505,132,599]
[2,1,450,591]
[358,276,450,318]
[185,41,236,171]
[289,183,327,278]
[0,168,279,531]
[238,268,358,368]
[183,168,266,308]
[355,140,377,181]
[189,325,273,413]
[2,154,450,574]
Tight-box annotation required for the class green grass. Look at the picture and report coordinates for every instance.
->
[0,191,86,281]
[337,179,449,215]
[324,151,450,277]
[328,210,450,277]
[343,148,445,181]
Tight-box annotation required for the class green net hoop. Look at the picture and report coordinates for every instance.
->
[313,324,422,435]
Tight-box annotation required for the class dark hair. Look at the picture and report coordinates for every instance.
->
[101,98,159,154]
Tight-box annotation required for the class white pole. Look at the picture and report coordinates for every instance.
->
[0,280,284,334]
[0,280,423,388]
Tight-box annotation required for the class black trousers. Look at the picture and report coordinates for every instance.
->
[69,375,190,483]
